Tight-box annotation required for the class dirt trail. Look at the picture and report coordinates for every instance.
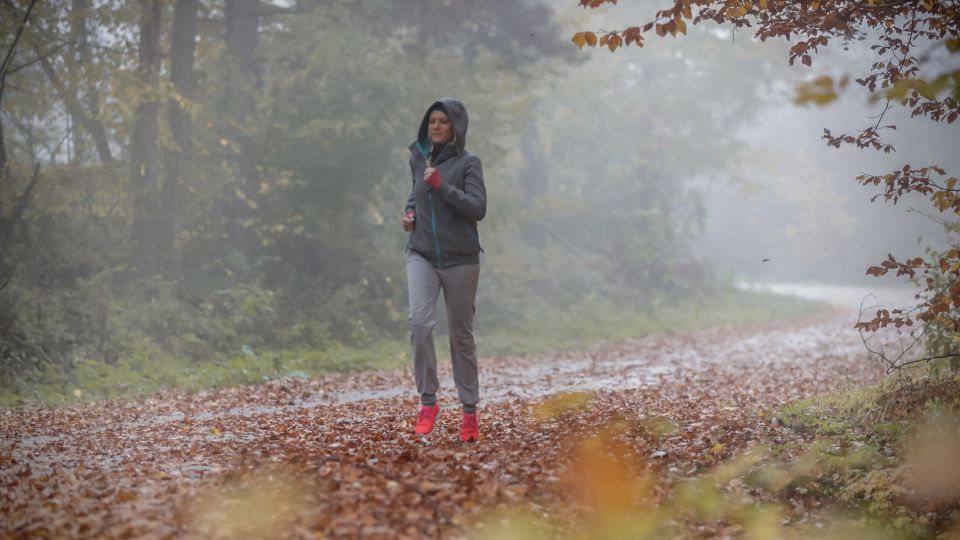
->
[1,310,889,538]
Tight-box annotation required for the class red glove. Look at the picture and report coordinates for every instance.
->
[425,169,442,190]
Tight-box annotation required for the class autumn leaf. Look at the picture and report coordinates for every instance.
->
[572,32,588,49]
[794,76,839,106]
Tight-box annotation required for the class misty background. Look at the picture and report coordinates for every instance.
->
[0,0,954,401]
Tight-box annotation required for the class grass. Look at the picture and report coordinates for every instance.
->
[480,289,827,357]
[762,369,960,538]
[1,289,827,408]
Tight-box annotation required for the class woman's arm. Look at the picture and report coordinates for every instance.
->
[405,158,417,215]
[436,156,486,222]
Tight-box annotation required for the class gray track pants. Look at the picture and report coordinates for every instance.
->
[406,249,480,413]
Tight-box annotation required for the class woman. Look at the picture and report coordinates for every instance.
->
[402,98,486,442]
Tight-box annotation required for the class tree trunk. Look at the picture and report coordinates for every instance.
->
[222,0,261,256]
[68,0,88,165]
[519,118,549,248]
[130,0,163,276]
[159,0,198,278]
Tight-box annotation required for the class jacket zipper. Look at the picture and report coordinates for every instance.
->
[428,191,442,267]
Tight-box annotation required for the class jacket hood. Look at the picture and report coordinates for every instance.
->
[414,98,468,160]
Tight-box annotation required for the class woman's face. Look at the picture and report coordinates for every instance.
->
[428,110,454,145]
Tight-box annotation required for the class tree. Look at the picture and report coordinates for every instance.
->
[0,0,39,173]
[130,0,163,276]
[159,0,199,277]
[573,0,960,370]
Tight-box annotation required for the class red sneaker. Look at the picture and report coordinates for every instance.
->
[460,412,479,443]
[415,404,440,435]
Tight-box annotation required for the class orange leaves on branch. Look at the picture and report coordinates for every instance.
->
[572,31,598,49]
[599,32,624,51]
[573,30,641,51]
[578,0,618,7]
[864,254,927,279]
[824,126,896,153]
[857,164,960,212]
[858,249,960,341]
[623,27,644,46]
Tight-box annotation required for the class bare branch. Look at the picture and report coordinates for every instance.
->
[5,42,67,75]
[0,0,40,88]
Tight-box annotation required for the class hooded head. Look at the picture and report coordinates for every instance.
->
[415,97,468,160]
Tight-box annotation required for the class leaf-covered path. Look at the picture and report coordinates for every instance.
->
[2,311,887,538]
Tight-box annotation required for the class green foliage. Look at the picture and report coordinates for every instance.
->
[915,242,960,373]
[768,373,960,532]
[479,289,824,357]
[0,1,791,400]
[0,289,822,407]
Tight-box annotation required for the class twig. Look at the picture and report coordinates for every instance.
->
[5,43,67,75]
[0,0,40,87]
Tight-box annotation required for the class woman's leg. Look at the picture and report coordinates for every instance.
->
[439,262,481,413]
[406,251,442,406]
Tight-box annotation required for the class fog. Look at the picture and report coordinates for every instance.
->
[2,0,958,393]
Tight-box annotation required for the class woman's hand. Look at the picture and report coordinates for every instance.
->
[402,211,415,232]
[424,167,442,190]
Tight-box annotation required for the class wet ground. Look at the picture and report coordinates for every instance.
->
[0,299,906,538]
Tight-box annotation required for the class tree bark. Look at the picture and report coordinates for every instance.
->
[130,0,163,276]
[70,0,93,165]
[220,0,262,256]
[159,0,198,277]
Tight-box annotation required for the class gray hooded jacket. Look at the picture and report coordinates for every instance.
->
[405,98,486,268]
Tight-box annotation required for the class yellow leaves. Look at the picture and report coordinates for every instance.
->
[562,435,652,518]
[571,31,597,49]
[724,3,749,18]
[887,75,955,102]
[572,32,587,49]
[186,469,306,538]
[234,188,258,210]
[573,28,648,51]
[645,414,678,437]
[794,75,844,106]
[73,389,83,398]
[532,391,594,422]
